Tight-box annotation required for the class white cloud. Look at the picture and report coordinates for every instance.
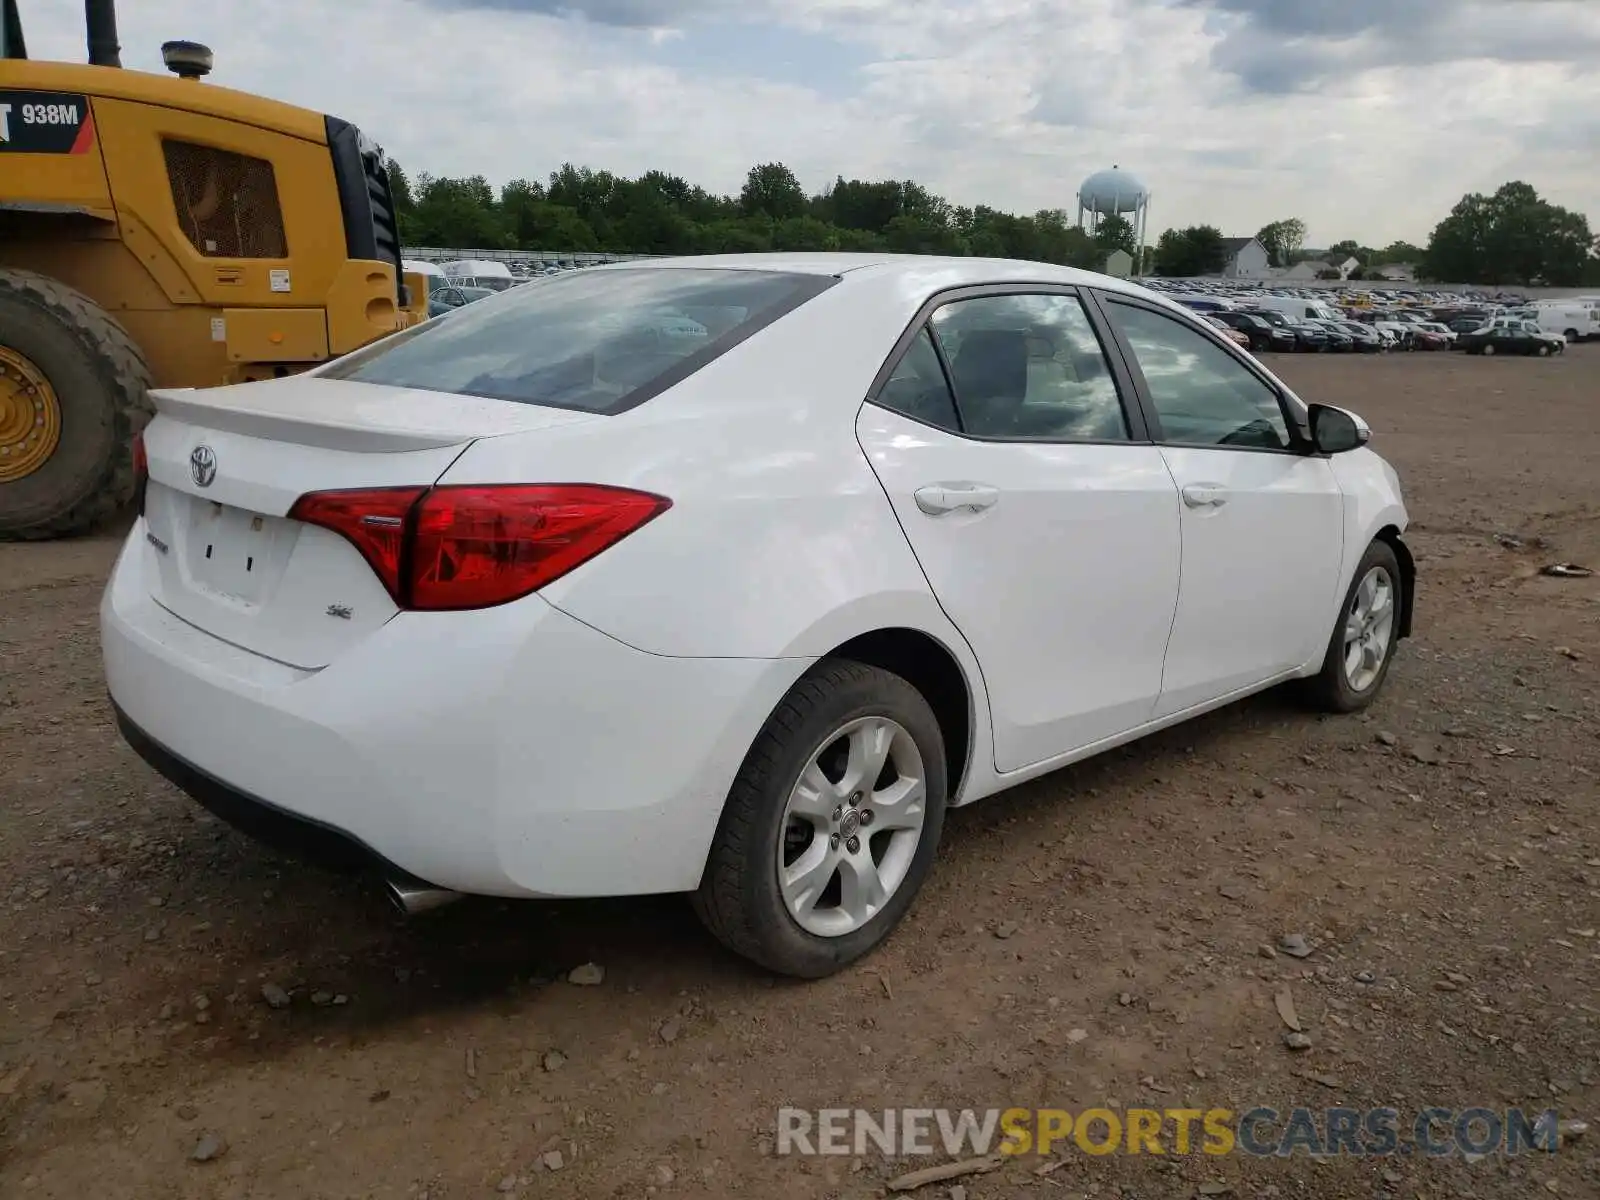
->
[19,0,1600,246]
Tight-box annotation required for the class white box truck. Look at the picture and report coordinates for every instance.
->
[1530,301,1598,343]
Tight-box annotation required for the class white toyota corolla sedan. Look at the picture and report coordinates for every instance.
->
[103,254,1414,977]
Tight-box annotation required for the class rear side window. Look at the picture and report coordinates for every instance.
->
[163,140,288,258]
[324,268,834,414]
[877,328,961,432]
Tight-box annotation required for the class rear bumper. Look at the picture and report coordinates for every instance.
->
[114,700,413,879]
[102,521,808,898]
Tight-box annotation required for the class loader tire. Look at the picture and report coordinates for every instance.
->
[0,268,153,540]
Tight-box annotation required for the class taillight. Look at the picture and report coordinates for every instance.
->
[408,484,671,610]
[132,430,149,516]
[288,484,670,611]
[287,487,425,601]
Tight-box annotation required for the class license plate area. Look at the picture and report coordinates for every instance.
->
[184,498,294,607]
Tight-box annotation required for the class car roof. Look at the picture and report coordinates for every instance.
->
[586,252,1163,301]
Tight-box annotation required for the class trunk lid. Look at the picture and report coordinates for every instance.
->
[139,378,595,669]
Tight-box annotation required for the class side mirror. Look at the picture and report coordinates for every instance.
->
[1309,403,1370,454]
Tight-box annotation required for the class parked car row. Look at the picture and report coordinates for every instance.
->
[1139,278,1592,360]
[1195,304,1396,354]
[1173,279,1598,338]
[403,257,612,319]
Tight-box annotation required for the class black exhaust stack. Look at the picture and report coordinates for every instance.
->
[2,0,27,59]
[86,0,121,67]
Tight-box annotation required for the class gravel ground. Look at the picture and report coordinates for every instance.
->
[1,347,1597,1199]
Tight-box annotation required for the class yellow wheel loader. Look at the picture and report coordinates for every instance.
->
[0,0,425,539]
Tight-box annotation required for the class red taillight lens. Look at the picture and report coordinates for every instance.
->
[288,487,426,602]
[132,430,148,516]
[288,484,670,611]
[408,484,671,610]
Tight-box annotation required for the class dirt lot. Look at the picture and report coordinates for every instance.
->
[1,348,1597,1199]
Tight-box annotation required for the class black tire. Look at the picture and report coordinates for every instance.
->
[1300,539,1404,714]
[0,269,153,540]
[1536,344,1551,357]
[693,658,948,978]
[1564,329,1579,343]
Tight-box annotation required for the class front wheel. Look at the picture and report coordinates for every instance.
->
[1481,343,1496,356]
[1536,344,1551,357]
[694,659,948,977]
[1300,540,1403,713]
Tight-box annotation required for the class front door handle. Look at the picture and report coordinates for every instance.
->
[1180,483,1228,508]
[914,484,1000,515]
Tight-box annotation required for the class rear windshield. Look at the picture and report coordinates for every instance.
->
[323,267,834,414]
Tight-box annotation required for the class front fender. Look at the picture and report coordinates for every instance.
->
[1329,448,1412,637]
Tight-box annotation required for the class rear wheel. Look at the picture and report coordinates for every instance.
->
[0,269,152,540]
[694,659,948,977]
[1564,329,1579,343]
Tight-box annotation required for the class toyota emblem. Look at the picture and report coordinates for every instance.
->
[189,444,217,488]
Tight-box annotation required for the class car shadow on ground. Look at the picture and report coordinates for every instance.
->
[140,674,1341,1063]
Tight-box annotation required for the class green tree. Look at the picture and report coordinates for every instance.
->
[772,215,839,251]
[396,159,1580,285]
[1153,225,1228,277]
[1256,218,1307,268]
[1374,241,1424,265]
[740,163,806,221]
[1327,239,1372,267]
[1422,182,1594,285]
[884,213,966,256]
[1095,214,1137,258]
[410,174,509,248]
[696,217,774,254]
[386,157,416,241]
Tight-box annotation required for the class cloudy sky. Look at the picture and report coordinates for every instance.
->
[25,0,1600,246]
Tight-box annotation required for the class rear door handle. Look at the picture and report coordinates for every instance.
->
[1180,483,1228,508]
[914,484,1000,515]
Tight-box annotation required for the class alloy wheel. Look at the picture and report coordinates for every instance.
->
[1343,566,1396,693]
[776,716,926,937]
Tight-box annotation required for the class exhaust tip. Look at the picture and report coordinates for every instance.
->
[385,874,462,916]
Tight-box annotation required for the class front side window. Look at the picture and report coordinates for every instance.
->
[1105,302,1292,451]
[927,293,1128,441]
[323,268,832,414]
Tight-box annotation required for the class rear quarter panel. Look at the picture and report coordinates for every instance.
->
[437,272,973,663]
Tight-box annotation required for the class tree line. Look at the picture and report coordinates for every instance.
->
[389,160,1130,270]
[388,159,1600,287]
